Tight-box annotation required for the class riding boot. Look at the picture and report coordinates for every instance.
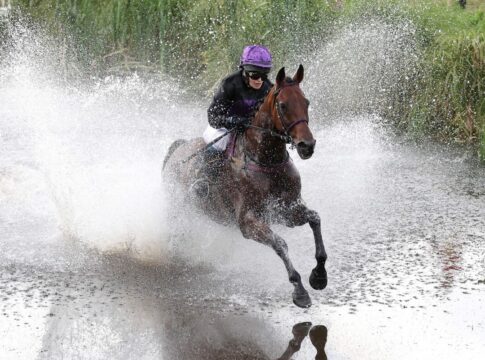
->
[202,146,225,180]
[190,146,225,198]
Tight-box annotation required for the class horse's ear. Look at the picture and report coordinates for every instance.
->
[276,67,285,87]
[293,64,304,84]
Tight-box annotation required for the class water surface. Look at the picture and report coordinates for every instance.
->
[1,19,484,360]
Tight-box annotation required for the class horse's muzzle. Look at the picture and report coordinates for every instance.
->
[296,139,316,159]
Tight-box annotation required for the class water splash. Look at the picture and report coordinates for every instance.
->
[304,19,420,122]
[0,19,207,265]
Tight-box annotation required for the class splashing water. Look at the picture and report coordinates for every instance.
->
[0,16,482,284]
[2,14,485,360]
[0,20,208,266]
[304,19,419,120]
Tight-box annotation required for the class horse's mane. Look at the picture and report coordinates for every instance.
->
[253,77,297,116]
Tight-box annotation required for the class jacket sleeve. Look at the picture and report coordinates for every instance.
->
[207,80,233,129]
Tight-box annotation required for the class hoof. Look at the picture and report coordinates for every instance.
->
[293,289,312,308]
[292,322,312,339]
[309,268,327,290]
[288,322,312,351]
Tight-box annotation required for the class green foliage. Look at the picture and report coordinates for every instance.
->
[158,0,337,89]
[481,129,485,162]
[406,3,485,159]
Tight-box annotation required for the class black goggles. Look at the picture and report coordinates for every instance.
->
[246,71,267,80]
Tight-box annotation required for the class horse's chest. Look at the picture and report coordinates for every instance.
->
[247,172,299,201]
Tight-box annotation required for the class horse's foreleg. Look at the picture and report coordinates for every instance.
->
[238,210,311,308]
[283,202,327,291]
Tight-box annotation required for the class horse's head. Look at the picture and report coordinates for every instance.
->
[271,65,315,160]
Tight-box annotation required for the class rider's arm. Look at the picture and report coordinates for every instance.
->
[207,81,233,129]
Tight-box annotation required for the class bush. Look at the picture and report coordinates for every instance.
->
[408,3,485,158]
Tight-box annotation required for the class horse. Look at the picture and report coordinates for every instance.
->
[162,65,327,308]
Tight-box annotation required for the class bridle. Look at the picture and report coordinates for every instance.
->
[176,81,309,170]
[246,82,309,147]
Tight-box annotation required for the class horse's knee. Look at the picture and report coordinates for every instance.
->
[239,222,253,239]
[307,209,321,226]
[240,226,253,239]
[238,214,258,239]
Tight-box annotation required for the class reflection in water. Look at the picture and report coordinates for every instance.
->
[277,322,328,360]
[21,255,327,360]
[309,325,328,360]
[39,290,329,360]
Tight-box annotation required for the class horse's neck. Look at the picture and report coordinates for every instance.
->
[243,103,287,165]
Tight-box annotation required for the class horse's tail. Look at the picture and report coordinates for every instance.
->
[162,139,187,171]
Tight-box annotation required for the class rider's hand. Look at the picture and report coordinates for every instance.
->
[225,116,250,130]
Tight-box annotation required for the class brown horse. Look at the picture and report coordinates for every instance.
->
[163,65,327,308]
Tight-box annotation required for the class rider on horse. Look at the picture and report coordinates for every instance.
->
[194,45,274,193]
[164,62,327,307]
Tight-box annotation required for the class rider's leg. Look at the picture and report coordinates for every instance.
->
[200,146,225,180]
[192,125,228,197]
[200,125,228,180]
[190,146,225,198]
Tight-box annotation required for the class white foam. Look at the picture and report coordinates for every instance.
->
[0,21,208,264]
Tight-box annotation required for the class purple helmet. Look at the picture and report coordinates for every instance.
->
[240,45,272,72]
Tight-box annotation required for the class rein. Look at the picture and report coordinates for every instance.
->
[179,127,236,165]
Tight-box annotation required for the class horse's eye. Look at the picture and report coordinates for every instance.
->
[279,102,287,112]
[305,98,310,106]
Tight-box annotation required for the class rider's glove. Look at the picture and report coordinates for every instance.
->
[225,116,250,130]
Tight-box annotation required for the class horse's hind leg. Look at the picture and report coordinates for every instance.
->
[238,209,312,308]
[283,202,328,290]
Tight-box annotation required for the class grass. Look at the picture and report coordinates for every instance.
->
[408,3,485,158]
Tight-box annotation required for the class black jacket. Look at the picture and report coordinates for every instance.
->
[207,70,273,129]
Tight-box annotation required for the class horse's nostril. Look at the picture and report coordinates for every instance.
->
[296,141,315,160]
[297,141,315,152]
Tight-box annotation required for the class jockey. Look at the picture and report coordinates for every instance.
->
[197,45,273,186]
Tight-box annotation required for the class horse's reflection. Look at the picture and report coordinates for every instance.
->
[277,322,328,360]
[34,254,330,360]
